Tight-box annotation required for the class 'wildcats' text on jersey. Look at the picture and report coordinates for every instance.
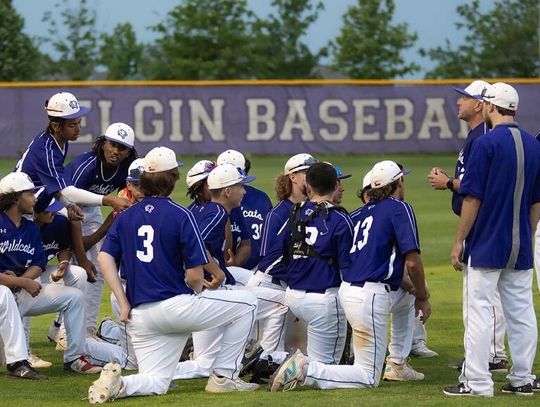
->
[347,197,420,290]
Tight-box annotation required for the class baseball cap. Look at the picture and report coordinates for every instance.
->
[126,158,145,182]
[362,170,373,190]
[104,122,135,149]
[481,82,519,111]
[207,163,255,190]
[0,172,37,195]
[325,162,351,180]
[453,80,490,100]
[144,147,184,173]
[43,198,64,213]
[45,92,90,119]
[370,160,408,189]
[284,154,317,175]
[217,149,246,171]
[186,160,216,188]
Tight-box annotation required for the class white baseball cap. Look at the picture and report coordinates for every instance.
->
[482,82,519,111]
[0,172,37,195]
[362,170,373,189]
[207,163,255,190]
[370,160,406,189]
[45,92,90,119]
[144,147,184,173]
[217,149,246,171]
[186,160,216,188]
[453,80,490,100]
[104,122,135,149]
[284,153,317,175]
[126,158,145,182]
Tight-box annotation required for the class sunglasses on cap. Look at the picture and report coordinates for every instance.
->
[190,161,217,178]
[289,156,318,172]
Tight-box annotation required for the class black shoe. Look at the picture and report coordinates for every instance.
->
[250,357,280,384]
[6,361,48,381]
[533,378,540,392]
[489,360,508,372]
[501,382,533,396]
[179,335,194,362]
[239,342,263,376]
[449,358,465,371]
[443,383,473,396]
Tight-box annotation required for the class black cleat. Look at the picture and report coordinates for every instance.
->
[443,383,473,396]
[6,361,48,381]
[501,382,533,396]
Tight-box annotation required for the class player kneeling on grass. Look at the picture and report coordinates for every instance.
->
[91,147,258,403]
[269,160,431,392]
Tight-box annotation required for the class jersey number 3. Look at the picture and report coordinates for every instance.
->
[137,225,154,262]
[350,216,373,253]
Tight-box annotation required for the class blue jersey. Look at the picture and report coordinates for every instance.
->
[15,131,72,212]
[230,206,250,258]
[192,201,236,285]
[101,197,208,307]
[258,199,294,282]
[40,215,71,262]
[237,185,272,269]
[0,212,47,276]
[65,152,129,196]
[347,198,420,290]
[460,124,540,269]
[452,122,488,215]
[287,201,353,291]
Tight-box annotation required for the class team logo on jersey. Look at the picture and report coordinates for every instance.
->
[305,208,314,216]
[145,205,154,213]
[117,128,128,139]
[69,100,79,109]
[368,205,375,210]
[242,209,263,221]
[0,239,35,255]
[0,228,6,234]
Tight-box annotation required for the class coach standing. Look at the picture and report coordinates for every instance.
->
[443,83,540,396]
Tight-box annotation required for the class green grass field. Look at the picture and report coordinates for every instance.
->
[1,153,539,406]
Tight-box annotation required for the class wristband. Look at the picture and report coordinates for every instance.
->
[446,177,454,191]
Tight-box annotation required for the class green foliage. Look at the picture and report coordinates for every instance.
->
[421,0,540,78]
[331,0,419,79]
[0,0,43,81]
[99,23,144,80]
[41,0,98,80]
[251,0,324,79]
[142,0,255,80]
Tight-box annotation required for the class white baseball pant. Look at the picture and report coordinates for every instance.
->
[534,219,540,294]
[460,265,537,395]
[245,271,289,363]
[285,287,346,364]
[304,282,391,389]
[115,289,257,398]
[0,285,28,365]
[14,284,86,363]
[227,266,255,287]
[387,288,415,365]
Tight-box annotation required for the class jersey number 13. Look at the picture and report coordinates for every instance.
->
[350,216,373,253]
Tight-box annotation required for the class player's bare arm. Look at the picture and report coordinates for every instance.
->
[405,251,431,322]
[69,220,97,282]
[185,266,204,293]
[50,249,71,282]
[0,272,42,297]
[103,195,130,212]
[98,251,132,323]
[427,167,459,191]
[451,196,481,271]
[82,212,115,252]
[225,239,250,267]
[202,253,226,289]
[20,265,43,280]
[530,202,540,234]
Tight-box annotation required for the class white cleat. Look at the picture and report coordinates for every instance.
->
[205,374,259,393]
[410,342,438,358]
[28,353,53,368]
[88,362,123,404]
[383,360,424,381]
[269,349,309,392]
[47,322,67,351]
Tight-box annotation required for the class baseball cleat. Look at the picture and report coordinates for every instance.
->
[443,383,493,397]
[5,360,48,381]
[205,374,259,393]
[268,349,309,392]
[383,360,424,381]
[88,362,123,403]
[488,360,508,373]
[501,382,533,396]
[239,341,263,376]
[47,322,67,351]
[28,353,53,368]
[533,378,540,392]
[64,355,102,374]
[409,342,439,358]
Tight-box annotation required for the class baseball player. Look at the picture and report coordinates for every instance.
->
[217,150,273,272]
[328,163,351,205]
[1,285,47,380]
[428,80,507,369]
[444,83,540,396]
[64,122,137,336]
[0,172,101,374]
[270,160,431,392]
[243,153,317,382]
[283,162,351,365]
[91,147,258,401]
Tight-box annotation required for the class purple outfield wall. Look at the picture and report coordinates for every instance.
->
[1,81,539,158]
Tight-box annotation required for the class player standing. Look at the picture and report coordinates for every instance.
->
[444,83,540,396]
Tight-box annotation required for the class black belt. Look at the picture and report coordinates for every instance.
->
[350,281,391,293]
[271,277,283,286]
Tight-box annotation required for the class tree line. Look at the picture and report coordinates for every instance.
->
[1,0,538,81]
